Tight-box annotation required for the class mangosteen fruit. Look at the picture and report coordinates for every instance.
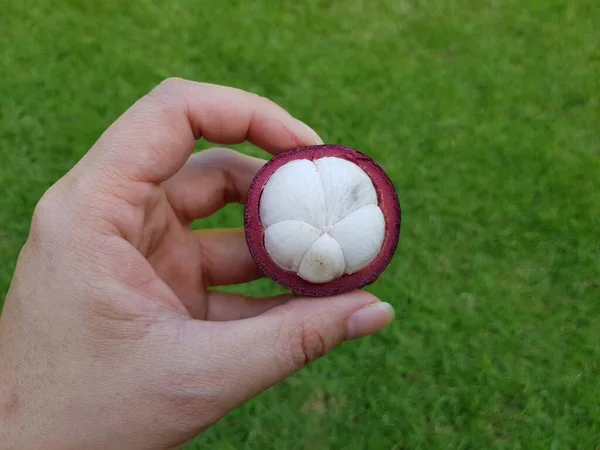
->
[244,145,400,296]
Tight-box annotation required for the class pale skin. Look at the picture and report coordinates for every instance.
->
[0,78,395,450]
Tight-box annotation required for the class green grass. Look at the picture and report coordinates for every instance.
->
[2,0,600,448]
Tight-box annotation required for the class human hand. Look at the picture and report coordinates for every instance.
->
[0,78,395,450]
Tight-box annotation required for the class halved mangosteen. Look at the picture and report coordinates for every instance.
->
[244,145,401,297]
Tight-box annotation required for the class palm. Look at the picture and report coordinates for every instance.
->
[99,148,266,322]
[143,189,209,320]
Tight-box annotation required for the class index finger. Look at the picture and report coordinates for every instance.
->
[81,78,323,184]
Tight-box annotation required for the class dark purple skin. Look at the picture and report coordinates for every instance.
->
[244,145,401,297]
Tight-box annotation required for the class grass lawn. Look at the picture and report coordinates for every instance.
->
[2,0,599,448]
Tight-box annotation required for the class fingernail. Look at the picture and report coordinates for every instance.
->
[297,120,324,145]
[346,302,395,340]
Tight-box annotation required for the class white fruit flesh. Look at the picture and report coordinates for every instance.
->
[260,157,385,283]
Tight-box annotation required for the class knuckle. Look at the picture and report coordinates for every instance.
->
[204,147,237,158]
[196,147,245,168]
[29,175,102,244]
[146,78,191,137]
[30,186,63,236]
[155,77,186,94]
[194,147,235,163]
[150,77,196,109]
[286,315,328,370]
[145,78,185,113]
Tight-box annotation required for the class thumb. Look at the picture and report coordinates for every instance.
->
[202,290,394,407]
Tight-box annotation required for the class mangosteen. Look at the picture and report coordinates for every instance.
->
[244,145,400,296]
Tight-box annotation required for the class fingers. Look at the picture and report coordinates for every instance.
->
[163,148,266,223]
[195,228,263,287]
[82,78,323,185]
[182,291,394,410]
[229,291,394,374]
[205,292,293,321]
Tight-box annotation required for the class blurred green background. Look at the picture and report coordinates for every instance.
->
[1,0,599,448]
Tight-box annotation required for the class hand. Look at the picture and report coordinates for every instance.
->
[0,78,395,450]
